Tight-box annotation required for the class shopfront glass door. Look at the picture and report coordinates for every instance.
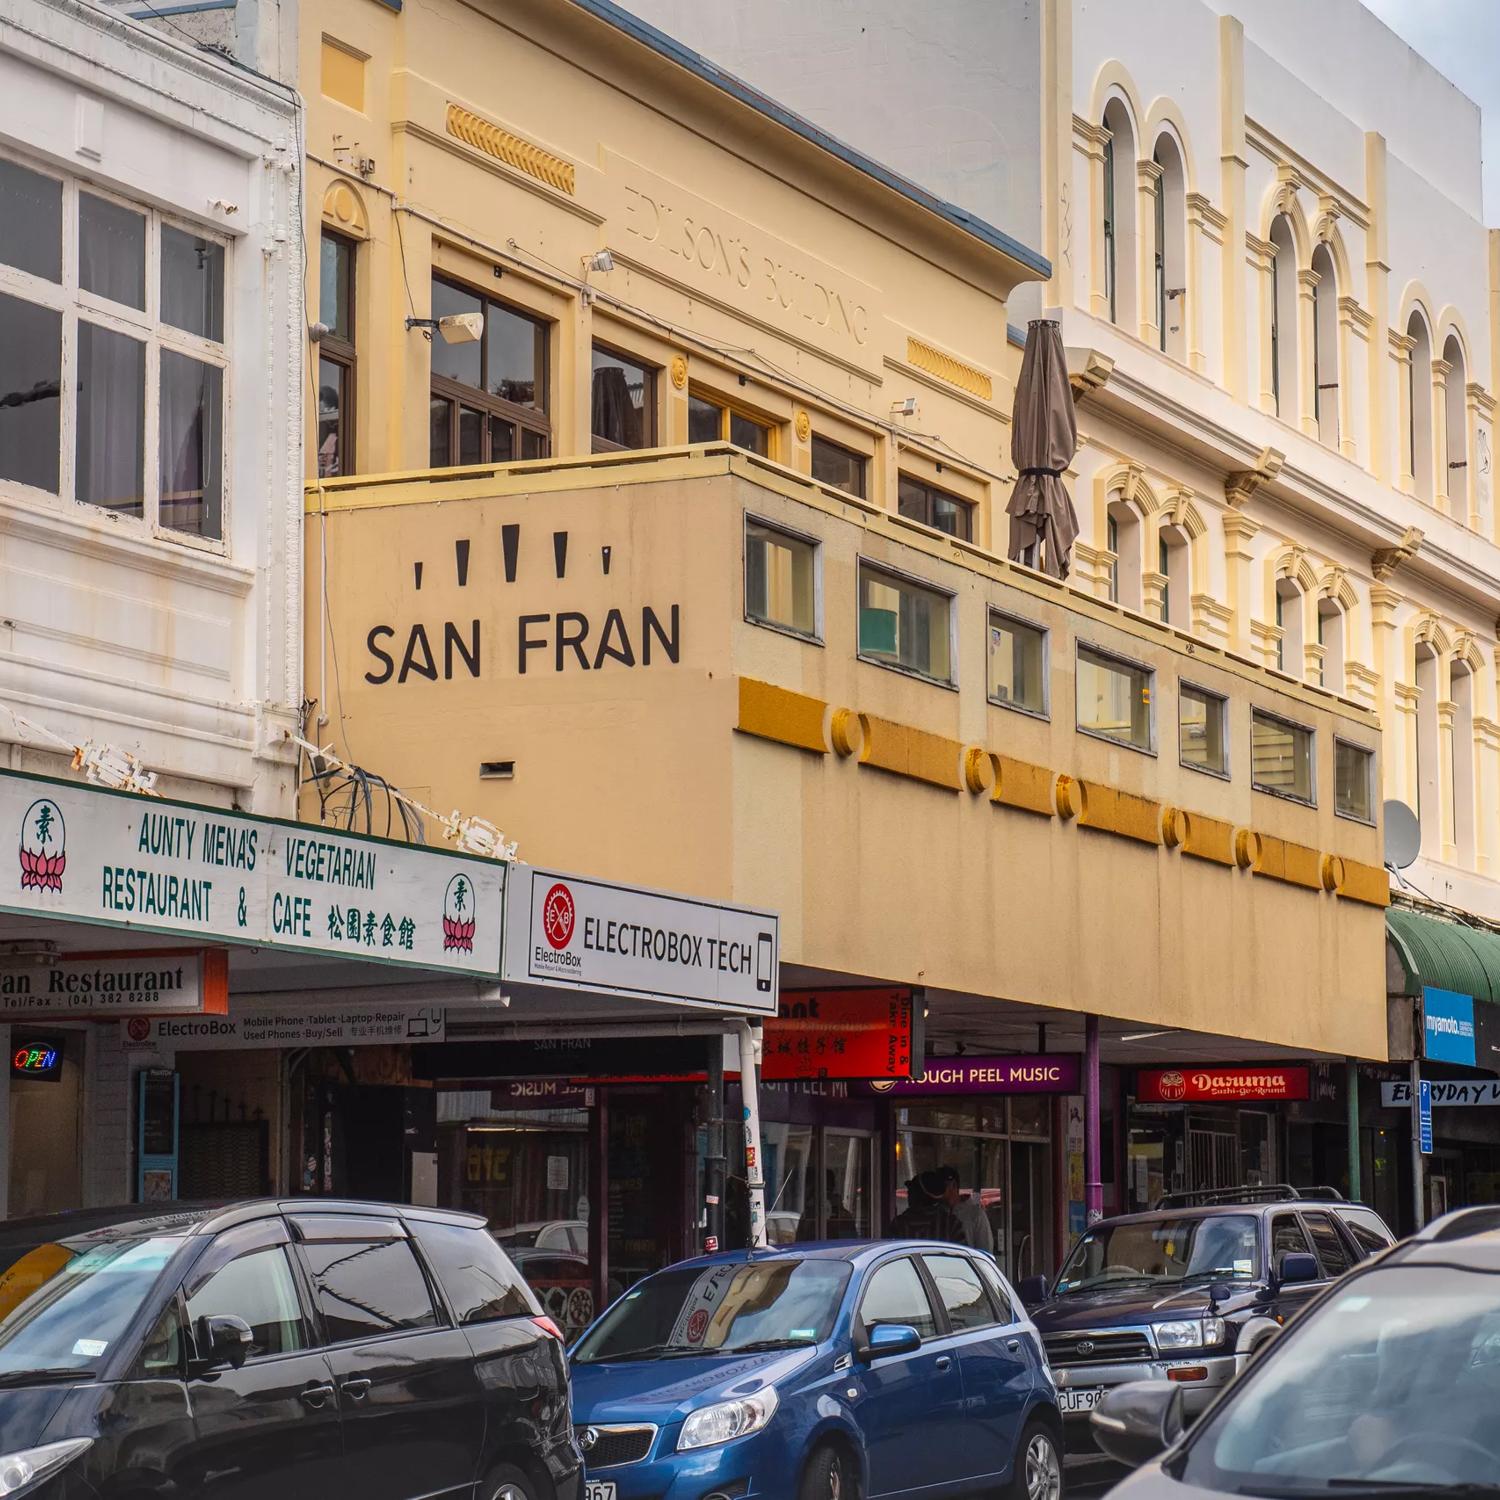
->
[824,1131,874,1239]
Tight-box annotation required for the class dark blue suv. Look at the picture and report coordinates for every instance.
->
[1017,1186,1394,1453]
[570,1240,1062,1500]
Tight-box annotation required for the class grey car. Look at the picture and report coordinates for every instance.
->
[1091,1205,1500,1497]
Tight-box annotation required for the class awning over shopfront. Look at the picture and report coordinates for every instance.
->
[1387,906,1500,1004]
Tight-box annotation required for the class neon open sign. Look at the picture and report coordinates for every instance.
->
[10,1041,62,1080]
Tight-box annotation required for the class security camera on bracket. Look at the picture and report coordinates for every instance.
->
[404,311,485,344]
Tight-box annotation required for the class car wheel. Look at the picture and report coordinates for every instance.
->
[485,1463,538,1500]
[800,1441,854,1500]
[1009,1421,1063,1500]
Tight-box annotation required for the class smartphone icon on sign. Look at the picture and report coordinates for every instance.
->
[756,933,774,993]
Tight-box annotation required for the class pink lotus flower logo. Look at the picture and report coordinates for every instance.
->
[19,798,65,893]
[442,873,475,953]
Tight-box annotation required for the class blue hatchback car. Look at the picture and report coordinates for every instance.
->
[569,1240,1063,1500]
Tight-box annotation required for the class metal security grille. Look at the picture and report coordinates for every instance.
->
[179,1121,269,1199]
[1187,1123,1237,1193]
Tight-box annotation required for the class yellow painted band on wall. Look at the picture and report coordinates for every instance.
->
[1250,834,1324,890]
[860,716,963,791]
[1337,859,1392,908]
[445,104,576,195]
[1181,812,1236,867]
[991,757,1056,817]
[1076,783,1163,846]
[736,678,827,755]
[905,336,994,401]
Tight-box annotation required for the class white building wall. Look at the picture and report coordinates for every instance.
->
[0,0,302,813]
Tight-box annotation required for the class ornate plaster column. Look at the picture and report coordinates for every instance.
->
[1431,357,1453,515]
[1137,157,1164,348]
[1390,331,1416,495]
[1246,234,1277,415]
[1296,266,1321,438]
[1185,193,1225,377]
[1076,119,1111,322]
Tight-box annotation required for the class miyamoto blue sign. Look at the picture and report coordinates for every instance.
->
[1423,985,1477,1066]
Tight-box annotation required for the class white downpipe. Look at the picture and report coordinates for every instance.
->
[738,1020,768,1248]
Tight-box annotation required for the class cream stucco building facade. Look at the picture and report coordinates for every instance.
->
[624,0,1500,927]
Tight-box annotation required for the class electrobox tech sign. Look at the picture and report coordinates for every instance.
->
[506,866,779,1016]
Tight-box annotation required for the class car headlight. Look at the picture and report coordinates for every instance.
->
[0,1438,92,1495]
[1155,1318,1227,1351]
[677,1388,780,1451]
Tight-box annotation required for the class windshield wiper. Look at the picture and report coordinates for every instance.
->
[1063,1275,1160,1293]
[719,1338,817,1354]
[581,1344,678,1364]
[0,1366,95,1388]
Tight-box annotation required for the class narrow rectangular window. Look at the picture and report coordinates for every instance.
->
[0,158,62,282]
[858,562,952,683]
[1251,709,1315,805]
[745,517,818,638]
[1335,739,1374,823]
[0,291,62,493]
[79,192,146,310]
[76,321,146,516]
[988,611,1048,717]
[318,232,356,477]
[1107,514,1120,602]
[811,435,867,498]
[1153,157,1166,351]
[1179,683,1228,777]
[1102,134,1116,324]
[1158,535,1171,622]
[591,344,655,452]
[1076,644,1154,752]
[162,226,225,342]
[159,350,223,538]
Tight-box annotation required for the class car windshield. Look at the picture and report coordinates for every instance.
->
[1054,1215,1259,1292]
[1179,1264,1500,1494]
[572,1258,851,1363]
[0,1235,182,1375]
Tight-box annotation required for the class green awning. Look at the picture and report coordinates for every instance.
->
[1387,906,1500,1005]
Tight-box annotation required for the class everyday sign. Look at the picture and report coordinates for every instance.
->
[2,769,505,975]
[1381,1079,1500,1108]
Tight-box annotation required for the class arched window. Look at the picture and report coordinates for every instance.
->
[1408,311,1434,500]
[1269,215,1299,421]
[1311,243,1339,448]
[1107,500,1142,610]
[1158,525,1189,628]
[1102,99,1138,330]
[1452,658,1475,866]
[1443,332,1468,516]
[1152,135,1187,359]
[1317,598,1344,690]
[1275,577,1304,676]
[1415,642,1441,856]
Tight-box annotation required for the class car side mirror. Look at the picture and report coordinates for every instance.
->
[862,1323,921,1361]
[194,1313,253,1372]
[1276,1252,1320,1286]
[1017,1274,1050,1309]
[1091,1380,1185,1467]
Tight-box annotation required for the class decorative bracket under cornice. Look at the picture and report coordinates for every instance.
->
[1067,348,1114,404]
[1371,525,1424,582]
[1223,447,1285,509]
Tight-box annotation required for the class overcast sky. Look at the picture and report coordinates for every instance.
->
[1359,0,1500,223]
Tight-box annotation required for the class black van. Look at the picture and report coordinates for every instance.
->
[0,1200,583,1500]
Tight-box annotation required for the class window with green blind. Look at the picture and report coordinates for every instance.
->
[858,562,952,683]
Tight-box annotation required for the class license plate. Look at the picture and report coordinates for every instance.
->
[1058,1387,1104,1414]
[584,1484,617,1500]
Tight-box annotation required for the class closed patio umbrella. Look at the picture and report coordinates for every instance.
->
[1006,319,1079,579]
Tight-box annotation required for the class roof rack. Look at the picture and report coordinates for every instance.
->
[1154,1184,1346,1210]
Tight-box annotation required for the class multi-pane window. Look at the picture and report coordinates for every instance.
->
[688,393,770,456]
[317,233,356,478]
[591,344,655,452]
[428,276,550,466]
[811,435,867,498]
[897,475,974,541]
[1335,739,1375,823]
[1179,683,1228,777]
[988,611,1047,716]
[858,561,952,683]
[1077,644,1154,752]
[0,154,228,540]
[1251,709,1315,805]
[745,517,819,638]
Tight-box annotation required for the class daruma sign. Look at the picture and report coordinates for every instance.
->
[1136,1067,1310,1103]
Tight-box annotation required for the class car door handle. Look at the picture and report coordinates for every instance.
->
[300,1383,335,1409]
[934,1355,953,1372]
[340,1378,372,1401]
[1006,1339,1022,1353]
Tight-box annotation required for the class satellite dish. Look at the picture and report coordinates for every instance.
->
[1383,800,1420,870]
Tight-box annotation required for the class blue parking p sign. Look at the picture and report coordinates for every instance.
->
[1419,1079,1433,1155]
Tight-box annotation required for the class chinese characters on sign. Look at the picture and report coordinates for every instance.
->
[2,770,505,975]
[765,988,918,1081]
